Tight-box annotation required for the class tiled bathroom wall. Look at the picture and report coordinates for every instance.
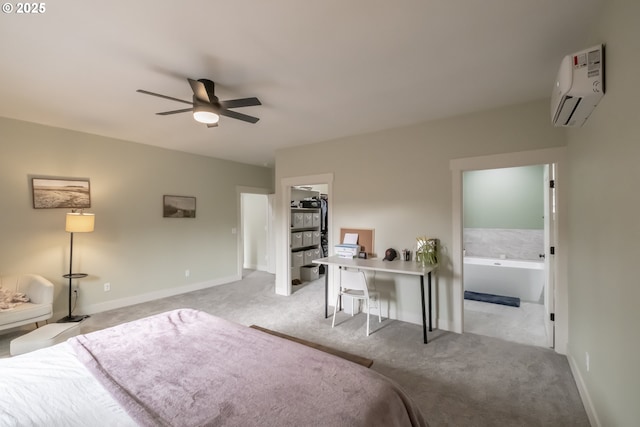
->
[464,228,544,260]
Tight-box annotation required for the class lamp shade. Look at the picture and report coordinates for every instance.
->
[193,104,219,124]
[65,212,95,233]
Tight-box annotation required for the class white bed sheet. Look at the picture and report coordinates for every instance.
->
[0,341,136,427]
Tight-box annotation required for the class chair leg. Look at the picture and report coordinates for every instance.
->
[366,300,370,336]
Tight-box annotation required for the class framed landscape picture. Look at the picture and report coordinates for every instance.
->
[163,195,196,218]
[32,178,91,209]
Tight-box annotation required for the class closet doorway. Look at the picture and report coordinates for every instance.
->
[290,185,329,293]
[277,173,333,297]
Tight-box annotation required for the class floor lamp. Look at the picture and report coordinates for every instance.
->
[58,211,95,323]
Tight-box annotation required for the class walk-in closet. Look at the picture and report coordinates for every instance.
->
[290,186,328,290]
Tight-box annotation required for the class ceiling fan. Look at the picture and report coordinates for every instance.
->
[137,78,261,127]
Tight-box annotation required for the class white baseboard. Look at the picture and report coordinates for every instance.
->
[68,275,241,318]
[567,352,600,427]
[243,264,268,271]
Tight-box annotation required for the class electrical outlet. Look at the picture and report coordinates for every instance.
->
[185,269,190,278]
[585,352,590,372]
[104,282,111,292]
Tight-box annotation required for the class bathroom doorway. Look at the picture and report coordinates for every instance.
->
[462,164,555,348]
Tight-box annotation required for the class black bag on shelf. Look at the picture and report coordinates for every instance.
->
[300,199,320,208]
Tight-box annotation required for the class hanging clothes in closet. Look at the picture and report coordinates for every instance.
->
[320,194,328,258]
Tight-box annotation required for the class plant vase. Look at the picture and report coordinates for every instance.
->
[416,237,438,266]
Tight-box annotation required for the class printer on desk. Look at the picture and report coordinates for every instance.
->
[335,244,360,259]
[335,232,360,259]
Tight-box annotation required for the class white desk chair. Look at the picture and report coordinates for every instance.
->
[332,269,381,336]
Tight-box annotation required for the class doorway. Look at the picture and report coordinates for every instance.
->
[290,185,328,293]
[237,187,273,280]
[450,147,568,354]
[276,173,333,296]
[462,165,553,347]
[241,193,269,273]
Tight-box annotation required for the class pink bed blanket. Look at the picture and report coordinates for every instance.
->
[69,309,426,427]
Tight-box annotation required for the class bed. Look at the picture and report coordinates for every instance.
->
[0,309,426,426]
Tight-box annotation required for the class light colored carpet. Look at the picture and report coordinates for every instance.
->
[0,270,589,426]
[464,299,548,347]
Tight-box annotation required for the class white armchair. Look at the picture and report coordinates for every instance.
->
[0,274,54,331]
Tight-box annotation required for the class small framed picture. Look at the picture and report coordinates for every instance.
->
[163,195,196,218]
[32,178,91,209]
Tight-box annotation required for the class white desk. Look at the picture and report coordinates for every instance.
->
[313,256,437,344]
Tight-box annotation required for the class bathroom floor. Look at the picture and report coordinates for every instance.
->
[464,299,548,348]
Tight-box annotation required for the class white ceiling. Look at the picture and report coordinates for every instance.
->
[0,0,603,167]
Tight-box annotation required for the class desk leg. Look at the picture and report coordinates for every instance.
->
[420,275,428,344]
[428,271,432,332]
[324,267,329,319]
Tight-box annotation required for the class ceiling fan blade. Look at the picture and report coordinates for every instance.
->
[199,79,218,104]
[220,97,262,109]
[219,108,260,123]
[157,108,193,115]
[188,78,211,103]
[206,122,219,128]
[137,89,192,105]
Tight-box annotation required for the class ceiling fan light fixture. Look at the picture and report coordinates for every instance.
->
[138,78,260,126]
[193,104,219,124]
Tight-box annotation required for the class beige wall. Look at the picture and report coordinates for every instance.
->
[275,99,566,326]
[566,1,640,425]
[0,117,273,318]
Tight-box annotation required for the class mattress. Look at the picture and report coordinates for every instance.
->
[0,309,426,427]
[0,341,135,426]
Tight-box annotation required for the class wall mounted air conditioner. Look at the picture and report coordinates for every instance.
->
[551,44,605,127]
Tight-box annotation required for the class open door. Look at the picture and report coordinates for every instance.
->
[543,164,556,348]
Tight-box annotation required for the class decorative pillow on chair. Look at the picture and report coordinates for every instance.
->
[0,287,30,310]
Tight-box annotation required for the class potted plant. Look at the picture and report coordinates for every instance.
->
[416,237,438,266]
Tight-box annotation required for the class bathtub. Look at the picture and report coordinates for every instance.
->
[463,256,544,303]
